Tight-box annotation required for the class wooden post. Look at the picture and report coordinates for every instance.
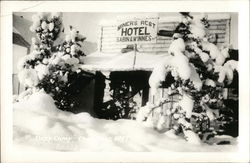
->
[18,82,20,95]
[133,43,137,69]
[165,114,172,131]
[97,26,104,52]
[161,88,164,114]
[225,19,230,46]
[142,87,149,106]
[152,95,155,104]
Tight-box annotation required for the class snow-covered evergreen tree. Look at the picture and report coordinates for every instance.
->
[17,12,87,111]
[136,13,238,144]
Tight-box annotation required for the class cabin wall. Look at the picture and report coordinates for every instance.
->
[99,17,232,53]
[13,44,28,95]
[230,13,238,49]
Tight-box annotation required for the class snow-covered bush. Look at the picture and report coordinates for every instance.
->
[17,12,87,111]
[137,13,238,144]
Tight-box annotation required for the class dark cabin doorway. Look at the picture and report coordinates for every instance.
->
[93,70,151,120]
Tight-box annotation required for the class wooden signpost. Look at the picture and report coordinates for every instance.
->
[116,17,158,69]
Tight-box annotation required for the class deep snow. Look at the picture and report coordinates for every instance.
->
[13,90,238,152]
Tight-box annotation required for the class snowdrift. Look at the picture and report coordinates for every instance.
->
[13,91,237,152]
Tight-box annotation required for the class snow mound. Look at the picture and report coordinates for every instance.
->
[35,64,49,80]
[224,60,238,71]
[178,93,194,119]
[183,130,202,145]
[190,18,206,39]
[149,54,192,95]
[204,79,216,87]
[201,41,228,66]
[149,62,169,95]
[170,53,191,80]
[18,69,39,87]
[214,65,235,84]
[199,52,210,63]
[189,64,202,90]
[168,38,185,54]
[136,102,154,122]
[202,41,220,59]
[13,91,238,152]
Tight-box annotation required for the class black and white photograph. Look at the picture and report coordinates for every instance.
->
[1,1,249,162]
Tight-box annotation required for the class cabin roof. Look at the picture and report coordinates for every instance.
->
[80,51,170,72]
[13,27,31,48]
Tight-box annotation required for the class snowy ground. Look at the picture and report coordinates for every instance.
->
[13,90,238,152]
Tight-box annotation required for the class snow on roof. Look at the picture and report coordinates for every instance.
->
[13,27,21,35]
[13,14,34,45]
[13,32,31,48]
[80,51,171,72]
